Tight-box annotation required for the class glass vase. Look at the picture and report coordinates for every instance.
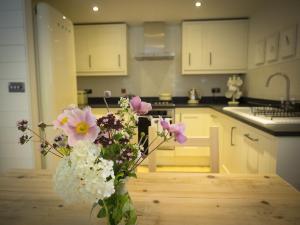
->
[93,180,137,225]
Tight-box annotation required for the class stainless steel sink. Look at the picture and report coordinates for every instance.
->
[223,107,300,125]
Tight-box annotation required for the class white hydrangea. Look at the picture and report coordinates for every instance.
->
[54,141,115,204]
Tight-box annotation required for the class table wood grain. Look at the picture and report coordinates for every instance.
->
[0,170,299,225]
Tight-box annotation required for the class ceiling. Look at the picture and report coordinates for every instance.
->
[32,0,271,24]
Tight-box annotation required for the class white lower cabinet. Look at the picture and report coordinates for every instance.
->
[219,114,277,175]
[242,127,276,174]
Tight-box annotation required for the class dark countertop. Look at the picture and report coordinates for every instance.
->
[88,97,300,137]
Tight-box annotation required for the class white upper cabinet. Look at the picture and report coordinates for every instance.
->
[74,24,127,76]
[182,20,248,74]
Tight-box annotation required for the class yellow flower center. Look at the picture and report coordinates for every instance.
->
[60,117,68,125]
[75,122,89,134]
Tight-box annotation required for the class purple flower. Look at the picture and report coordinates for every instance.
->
[64,107,100,146]
[17,120,28,132]
[130,96,152,115]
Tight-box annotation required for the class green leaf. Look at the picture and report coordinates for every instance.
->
[97,207,107,218]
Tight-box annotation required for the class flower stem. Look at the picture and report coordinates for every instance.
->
[131,137,172,171]
[27,127,64,157]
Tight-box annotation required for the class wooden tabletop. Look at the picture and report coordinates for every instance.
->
[0,170,299,225]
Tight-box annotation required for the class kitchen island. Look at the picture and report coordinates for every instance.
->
[0,170,299,225]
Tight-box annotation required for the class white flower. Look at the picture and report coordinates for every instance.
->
[54,141,115,204]
[118,97,130,109]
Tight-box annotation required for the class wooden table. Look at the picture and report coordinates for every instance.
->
[0,170,300,225]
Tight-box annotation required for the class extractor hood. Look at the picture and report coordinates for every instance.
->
[135,22,175,61]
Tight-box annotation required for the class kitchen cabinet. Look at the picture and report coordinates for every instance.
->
[217,112,276,174]
[182,20,248,74]
[74,24,127,76]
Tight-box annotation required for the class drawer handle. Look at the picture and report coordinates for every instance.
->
[209,52,212,65]
[210,114,217,119]
[244,133,259,142]
[88,55,92,68]
[231,126,236,146]
[118,54,121,67]
[183,116,198,119]
[188,53,191,66]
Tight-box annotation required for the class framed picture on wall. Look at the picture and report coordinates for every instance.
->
[266,33,279,62]
[280,25,298,59]
[255,40,266,65]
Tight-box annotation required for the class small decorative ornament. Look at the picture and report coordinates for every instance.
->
[225,75,243,106]
[16,96,187,225]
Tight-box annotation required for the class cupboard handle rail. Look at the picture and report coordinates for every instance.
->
[183,116,199,119]
[88,55,92,68]
[118,54,121,67]
[188,53,191,66]
[230,127,236,146]
[244,133,259,142]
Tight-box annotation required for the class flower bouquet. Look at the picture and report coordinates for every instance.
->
[17,96,186,225]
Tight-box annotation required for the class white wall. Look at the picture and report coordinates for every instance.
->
[77,25,229,98]
[245,0,300,100]
[0,0,35,172]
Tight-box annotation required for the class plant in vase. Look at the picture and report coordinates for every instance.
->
[17,96,187,225]
[225,75,243,105]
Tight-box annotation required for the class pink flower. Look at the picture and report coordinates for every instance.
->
[53,110,72,133]
[64,107,100,146]
[160,119,171,131]
[169,123,187,144]
[160,119,187,144]
[130,96,152,115]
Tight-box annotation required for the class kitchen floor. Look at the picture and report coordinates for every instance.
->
[137,166,210,173]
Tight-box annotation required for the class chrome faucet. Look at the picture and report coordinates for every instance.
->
[265,72,291,104]
[265,72,291,109]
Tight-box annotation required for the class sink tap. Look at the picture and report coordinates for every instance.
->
[265,72,291,108]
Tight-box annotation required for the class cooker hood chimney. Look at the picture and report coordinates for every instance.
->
[135,22,175,61]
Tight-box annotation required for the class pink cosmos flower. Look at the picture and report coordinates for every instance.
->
[64,107,100,146]
[160,119,171,131]
[160,119,187,144]
[169,123,187,144]
[53,110,72,133]
[130,96,152,115]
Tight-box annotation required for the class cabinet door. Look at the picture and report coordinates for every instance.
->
[182,20,248,74]
[74,24,127,76]
[221,122,246,174]
[206,20,248,71]
[242,129,276,174]
[182,22,208,73]
[74,26,91,72]
[90,24,127,73]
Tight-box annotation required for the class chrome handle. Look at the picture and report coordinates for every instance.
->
[188,53,191,66]
[183,116,198,119]
[244,133,259,142]
[88,55,92,68]
[230,127,236,146]
[209,52,212,65]
[118,54,121,67]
